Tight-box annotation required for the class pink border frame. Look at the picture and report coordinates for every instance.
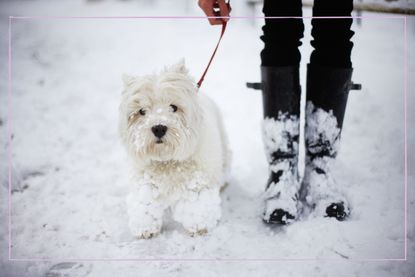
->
[7,15,408,262]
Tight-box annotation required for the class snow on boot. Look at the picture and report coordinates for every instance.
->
[302,101,349,220]
[263,113,300,224]
[301,64,361,221]
[258,66,301,224]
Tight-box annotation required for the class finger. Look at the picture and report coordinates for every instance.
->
[198,0,224,25]
[217,0,230,22]
[204,5,225,24]
[208,11,225,25]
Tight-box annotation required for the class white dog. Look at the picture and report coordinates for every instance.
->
[119,59,231,239]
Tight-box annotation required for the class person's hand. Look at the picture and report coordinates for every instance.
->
[198,0,231,25]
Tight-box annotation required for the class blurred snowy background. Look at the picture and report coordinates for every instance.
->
[0,0,414,276]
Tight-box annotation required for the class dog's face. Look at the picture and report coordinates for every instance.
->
[119,60,203,163]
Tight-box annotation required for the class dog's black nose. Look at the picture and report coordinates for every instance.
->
[151,125,168,138]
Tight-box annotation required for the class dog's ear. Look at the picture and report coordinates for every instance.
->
[122,74,136,88]
[170,58,188,74]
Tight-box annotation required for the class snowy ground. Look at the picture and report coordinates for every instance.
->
[0,0,414,276]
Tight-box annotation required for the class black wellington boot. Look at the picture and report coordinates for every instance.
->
[259,66,301,224]
[300,64,361,221]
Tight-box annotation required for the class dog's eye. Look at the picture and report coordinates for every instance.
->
[170,104,178,113]
[139,108,146,116]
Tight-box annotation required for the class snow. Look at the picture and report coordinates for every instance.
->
[262,113,300,222]
[357,0,415,11]
[171,186,222,235]
[262,113,299,162]
[0,0,414,276]
[304,101,340,157]
[126,183,165,239]
[300,101,350,217]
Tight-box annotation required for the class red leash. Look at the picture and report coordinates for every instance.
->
[196,20,228,89]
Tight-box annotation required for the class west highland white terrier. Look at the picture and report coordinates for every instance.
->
[119,59,231,239]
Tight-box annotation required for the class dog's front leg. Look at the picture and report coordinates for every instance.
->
[126,184,165,239]
[173,187,221,236]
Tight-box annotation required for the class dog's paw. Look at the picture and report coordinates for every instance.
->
[182,221,213,236]
[135,230,160,240]
[186,228,208,237]
[129,219,161,240]
[126,185,165,239]
[127,207,163,239]
[173,188,221,235]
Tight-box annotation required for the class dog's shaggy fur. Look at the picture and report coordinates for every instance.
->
[119,60,231,238]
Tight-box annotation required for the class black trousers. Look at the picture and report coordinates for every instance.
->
[260,0,354,68]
